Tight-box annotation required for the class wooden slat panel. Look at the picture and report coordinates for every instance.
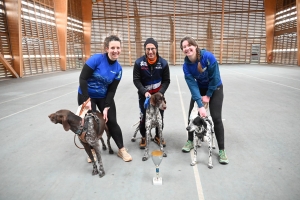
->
[21,0,60,76]
[67,0,84,69]
[91,0,268,66]
[273,0,297,65]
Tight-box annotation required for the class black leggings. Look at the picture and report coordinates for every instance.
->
[138,94,164,138]
[187,85,225,150]
[78,93,124,149]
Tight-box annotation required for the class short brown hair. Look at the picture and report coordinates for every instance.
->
[104,35,121,50]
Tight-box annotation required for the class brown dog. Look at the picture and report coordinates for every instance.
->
[48,109,112,178]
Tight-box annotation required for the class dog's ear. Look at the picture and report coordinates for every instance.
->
[193,116,206,127]
[54,110,70,131]
[150,94,156,106]
[61,114,70,131]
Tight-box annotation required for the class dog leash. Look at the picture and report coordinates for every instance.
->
[74,98,91,150]
[79,98,91,116]
[74,135,84,149]
[144,96,150,109]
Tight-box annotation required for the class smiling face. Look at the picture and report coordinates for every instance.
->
[145,43,157,61]
[106,40,121,61]
[181,40,197,58]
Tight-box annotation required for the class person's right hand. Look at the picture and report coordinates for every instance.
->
[145,92,151,98]
[198,107,207,118]
[84,100,91,110]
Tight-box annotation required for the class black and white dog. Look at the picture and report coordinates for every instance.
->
[186,113,216,169]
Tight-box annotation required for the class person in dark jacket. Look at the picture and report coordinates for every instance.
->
[180,36,229,164]
[78,35,132,162]
[133,38,170,149]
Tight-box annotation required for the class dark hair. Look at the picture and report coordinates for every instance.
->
[180,36,204,73]
[104,35,121,50]
[144,38,158,49]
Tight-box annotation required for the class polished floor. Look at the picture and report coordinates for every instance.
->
[0,64,299,200]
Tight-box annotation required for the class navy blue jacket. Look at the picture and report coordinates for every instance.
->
[133,55,170,96]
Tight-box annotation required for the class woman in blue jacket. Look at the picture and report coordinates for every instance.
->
[180,36,228,164]
[78,35,132,162]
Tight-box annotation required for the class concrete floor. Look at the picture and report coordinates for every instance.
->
[0,64,299,200]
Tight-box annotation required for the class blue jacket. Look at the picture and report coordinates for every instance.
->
[78,53,122,98]
[183,49,222,108]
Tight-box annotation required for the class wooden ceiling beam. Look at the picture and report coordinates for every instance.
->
[92,9,265,20]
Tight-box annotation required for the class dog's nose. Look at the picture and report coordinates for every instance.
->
[186,126,190,131]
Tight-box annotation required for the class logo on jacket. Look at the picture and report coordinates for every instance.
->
[140,61,147,67]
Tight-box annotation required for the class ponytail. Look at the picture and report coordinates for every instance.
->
[196,48,204,73]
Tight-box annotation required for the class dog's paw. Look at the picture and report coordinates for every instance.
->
[142,156,148,161]
[109,150,114,154]
[190,162,196,166]
[92,169,99,176]
[99,171,105,178]
[208,165,213,169]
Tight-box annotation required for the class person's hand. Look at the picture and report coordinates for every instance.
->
[145,92,151,98]
[202,96,210,109]
[103,107,110,123]
[198,107,207,118]
[202,95,210,104]
[84,100,91,110]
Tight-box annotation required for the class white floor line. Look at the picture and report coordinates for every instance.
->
[0,91,75,121]
[0,81,77,105]
[176,75,205,200]
[223,69,300,91]
[232,68,300,82]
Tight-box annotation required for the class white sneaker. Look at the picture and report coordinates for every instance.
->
[117,148,132,162]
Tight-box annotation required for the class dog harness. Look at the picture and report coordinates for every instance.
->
[76,112,100,144]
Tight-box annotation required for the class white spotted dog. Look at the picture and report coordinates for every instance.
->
[186,103,216,169]
[143,92,167,161]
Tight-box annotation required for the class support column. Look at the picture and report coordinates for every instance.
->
[4,0,23,77]
[297,0,300,66]
[81,0,92,61]
[53,0,67,71]
[219,0,224,64]
[264,0,276,64]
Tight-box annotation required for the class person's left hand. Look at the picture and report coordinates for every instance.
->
[103,107,110,123]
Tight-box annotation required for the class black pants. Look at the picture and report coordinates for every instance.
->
[78,93,124,149]
[138,94,164,138]
[187,85,225,150]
